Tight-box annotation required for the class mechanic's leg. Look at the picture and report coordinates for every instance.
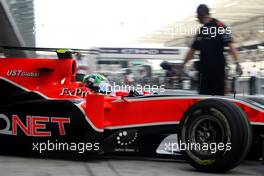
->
[211,74,225,96]
[199,73,210,95]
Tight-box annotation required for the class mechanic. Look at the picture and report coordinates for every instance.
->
[182,4,241,95]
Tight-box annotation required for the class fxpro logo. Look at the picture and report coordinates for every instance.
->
[0,114,70,137]
[7,70,40,77]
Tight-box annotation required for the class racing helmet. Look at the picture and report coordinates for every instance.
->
[83,74,111,93]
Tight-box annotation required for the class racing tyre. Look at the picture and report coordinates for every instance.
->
[179,98,252,173]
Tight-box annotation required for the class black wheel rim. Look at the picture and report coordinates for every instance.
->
[187,108,231,158]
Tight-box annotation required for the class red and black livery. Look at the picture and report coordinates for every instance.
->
[0,47,263,173]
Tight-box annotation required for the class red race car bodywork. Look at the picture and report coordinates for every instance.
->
[0,56,263,173]
[1,58,264,131]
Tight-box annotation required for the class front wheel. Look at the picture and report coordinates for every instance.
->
[179,98,252,173]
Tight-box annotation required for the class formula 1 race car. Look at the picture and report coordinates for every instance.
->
[0,46,263,173]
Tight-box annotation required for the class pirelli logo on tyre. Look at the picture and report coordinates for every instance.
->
[0,113,70,137]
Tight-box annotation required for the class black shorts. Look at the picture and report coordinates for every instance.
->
[199,72,225,95]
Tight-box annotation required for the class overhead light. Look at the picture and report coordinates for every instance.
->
[258,30,264,33]
[224,1,239,8]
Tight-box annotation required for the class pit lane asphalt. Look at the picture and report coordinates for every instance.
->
[0,155,263,176]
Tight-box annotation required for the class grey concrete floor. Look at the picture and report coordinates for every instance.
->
[0,155,263,176]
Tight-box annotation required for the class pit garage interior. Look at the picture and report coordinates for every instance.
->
[0,0,264,175]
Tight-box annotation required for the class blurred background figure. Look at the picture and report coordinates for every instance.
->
[160,61,177,89]
[123,69,135,85]
[248,65,258,95]
[138,68,147,83]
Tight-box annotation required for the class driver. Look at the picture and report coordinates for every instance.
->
[83,73,141,97]
[83,74,111,94]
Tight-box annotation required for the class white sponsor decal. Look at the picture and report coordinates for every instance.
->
[0,113,70,136]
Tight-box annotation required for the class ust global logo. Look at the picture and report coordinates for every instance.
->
[0,114,70,137]
[7,70,40,77]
